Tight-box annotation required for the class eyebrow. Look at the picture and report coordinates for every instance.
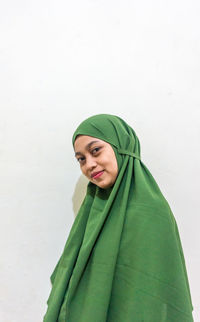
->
[75,140,100,157]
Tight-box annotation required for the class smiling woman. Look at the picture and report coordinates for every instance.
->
[74,135,118,189]
[43,114,194,322]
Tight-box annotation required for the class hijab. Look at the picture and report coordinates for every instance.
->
[43,114,193,321]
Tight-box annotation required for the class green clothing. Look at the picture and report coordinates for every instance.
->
[44,114,194,321]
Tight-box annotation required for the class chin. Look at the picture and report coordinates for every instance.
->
[97,182,113,189]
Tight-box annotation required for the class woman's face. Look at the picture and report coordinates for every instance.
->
[74,135,118,189]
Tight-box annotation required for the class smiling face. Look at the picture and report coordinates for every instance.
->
[74,135,118,189]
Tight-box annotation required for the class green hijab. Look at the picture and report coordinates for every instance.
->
[44,114,193,321]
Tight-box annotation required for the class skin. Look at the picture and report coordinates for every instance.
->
[74,135,118,189]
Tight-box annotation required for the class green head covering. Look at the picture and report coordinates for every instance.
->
[44,114,194,321]
[72,113,141,171]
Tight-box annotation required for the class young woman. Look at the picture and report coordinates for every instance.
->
[44,114,194,321]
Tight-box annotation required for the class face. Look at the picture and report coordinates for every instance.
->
[74,135,118,189]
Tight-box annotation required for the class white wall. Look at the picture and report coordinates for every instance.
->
[0,0,199,321]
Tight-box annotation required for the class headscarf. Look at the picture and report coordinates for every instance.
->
[43,114,194,321]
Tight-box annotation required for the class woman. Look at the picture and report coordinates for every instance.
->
[44,114,194,321]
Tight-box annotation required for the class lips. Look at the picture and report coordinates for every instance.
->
[91,170,104,179]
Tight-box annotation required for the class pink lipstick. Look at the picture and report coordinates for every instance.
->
[92,171,104,179]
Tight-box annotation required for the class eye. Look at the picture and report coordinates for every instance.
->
[76,156,85,163]
[91,147,101,155]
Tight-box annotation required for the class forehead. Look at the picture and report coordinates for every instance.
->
[74,135,105,152]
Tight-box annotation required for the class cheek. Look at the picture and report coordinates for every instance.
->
[106,155,118,174]
[112,163,118,178]
[80,165,87,176]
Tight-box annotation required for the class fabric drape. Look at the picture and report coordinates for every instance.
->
[43,114,193,321]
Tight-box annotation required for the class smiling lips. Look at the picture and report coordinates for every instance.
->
[91,170,104,179]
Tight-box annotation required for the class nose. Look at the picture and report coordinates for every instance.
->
[85,155,97,171]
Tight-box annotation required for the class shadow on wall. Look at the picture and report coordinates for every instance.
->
[72,174,89,218]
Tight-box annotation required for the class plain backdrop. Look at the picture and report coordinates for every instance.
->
[0,0,199,321]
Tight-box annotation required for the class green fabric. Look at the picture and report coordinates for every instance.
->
[44,114,194,321]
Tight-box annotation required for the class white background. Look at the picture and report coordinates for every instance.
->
[0,0,199,321]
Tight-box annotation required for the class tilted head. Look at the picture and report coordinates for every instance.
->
[72,114,141,189]
[74,134,118,189]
